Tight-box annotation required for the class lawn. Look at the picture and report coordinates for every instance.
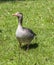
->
[0,0,54,65]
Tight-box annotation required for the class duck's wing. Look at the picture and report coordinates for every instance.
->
[23,27,36,37]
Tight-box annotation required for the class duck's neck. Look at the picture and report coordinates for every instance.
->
[18,17,23,26]
[18,17,23,29]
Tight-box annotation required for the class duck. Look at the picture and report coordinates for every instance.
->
[12,12,36,50]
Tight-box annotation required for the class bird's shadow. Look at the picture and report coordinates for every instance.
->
[21,43,38,50]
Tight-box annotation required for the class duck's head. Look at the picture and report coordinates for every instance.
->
[12,12,23,18]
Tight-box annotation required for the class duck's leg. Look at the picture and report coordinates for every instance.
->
[26,43,29,51]
[18,41,22,48]
[19,42,22,48]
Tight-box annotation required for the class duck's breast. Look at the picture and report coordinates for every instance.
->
[16,27,23,38]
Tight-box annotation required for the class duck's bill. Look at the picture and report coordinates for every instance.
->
[12,14,16,16]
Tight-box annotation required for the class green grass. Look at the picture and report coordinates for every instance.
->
[0,0,54,65]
